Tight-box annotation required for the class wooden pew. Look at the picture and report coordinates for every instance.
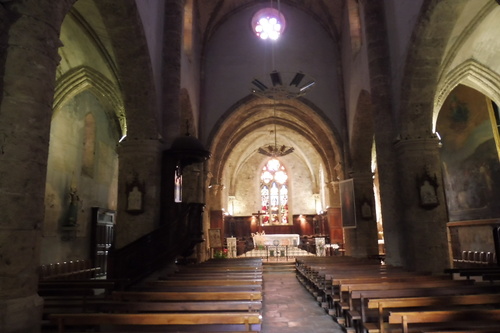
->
[337,278,473,318]
[160,273,263,280]
[148,279,262,286]
[131,284,262,292]
[49,312,262,332]
[112,290,263,301]
[44,299,262,315]
[352,283,500,333]
[91,300,262,313]
[364,293,500,333]
[335,278,475,330]
[444,267,500,281]
[388,309,500,333]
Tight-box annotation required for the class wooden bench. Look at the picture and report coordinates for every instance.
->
[388,309,500,333]
[335,279,475,330]
[337,278,473,316]
[148,279,262,286]
[350,283,500,333]
[112,290,263,302]
[49,312,262,332]
[44,299,262,314]
[444,267,500,281]
[364,293,500,333]
[159,272,262,281]
[131,284,262,292]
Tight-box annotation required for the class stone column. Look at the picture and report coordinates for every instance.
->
[326,181,343,245]
[395,136,449,273]
[162,0,183,139]
[115,139,163,248]
[343,173,379,257]
[0,2,74,332]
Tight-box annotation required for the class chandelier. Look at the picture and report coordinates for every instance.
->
[251,70,315,100]
[258,143,294,157]
[257,103,294,157]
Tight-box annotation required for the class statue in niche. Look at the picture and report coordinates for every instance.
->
[66,187,79,226]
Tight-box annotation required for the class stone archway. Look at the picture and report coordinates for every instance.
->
[206,95,343,250]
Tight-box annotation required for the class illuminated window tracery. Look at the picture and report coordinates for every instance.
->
[260,158,289,224]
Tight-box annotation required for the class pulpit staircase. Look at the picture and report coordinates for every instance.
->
[107,203,205,287]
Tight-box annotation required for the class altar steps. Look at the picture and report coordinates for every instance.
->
[239,247,315,259]
[263,261,296,273]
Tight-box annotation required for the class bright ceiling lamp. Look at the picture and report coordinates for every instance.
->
[252,7,285,40]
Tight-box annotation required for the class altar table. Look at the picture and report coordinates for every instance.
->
[253,234,300,247]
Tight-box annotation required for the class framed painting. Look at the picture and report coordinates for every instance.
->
[208,228,222,248]
[339,179,356,228]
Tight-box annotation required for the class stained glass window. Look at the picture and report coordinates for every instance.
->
[260,158,289,224]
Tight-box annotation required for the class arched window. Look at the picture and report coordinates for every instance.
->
[260,158,289,225]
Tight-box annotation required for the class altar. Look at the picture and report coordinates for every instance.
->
[252,233,300,247]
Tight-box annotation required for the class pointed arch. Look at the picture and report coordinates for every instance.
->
[54,66,126,137]
[399,0,470,137]
[435,59,500,132]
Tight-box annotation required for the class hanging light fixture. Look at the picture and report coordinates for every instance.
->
[250,0,315,100]
[251,70,316,100]
[258,102,294,157]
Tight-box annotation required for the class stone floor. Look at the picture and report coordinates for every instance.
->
[261,262,345,333]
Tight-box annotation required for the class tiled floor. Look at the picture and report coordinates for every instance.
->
[261,263,345,333]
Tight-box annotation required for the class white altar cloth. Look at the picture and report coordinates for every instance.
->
[253,234,300,247]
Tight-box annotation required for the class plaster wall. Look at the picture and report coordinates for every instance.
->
[42,90,119,264]
[58,12,115,83]
[201,3,340,144]
[446,6,500,80]
[229,152,316,217]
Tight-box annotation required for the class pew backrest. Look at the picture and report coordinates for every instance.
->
[388,309,500,333]
[49,312,262,333]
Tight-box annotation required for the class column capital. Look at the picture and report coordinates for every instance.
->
[394,135,441,153]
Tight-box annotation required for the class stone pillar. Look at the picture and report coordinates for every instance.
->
[327,182,344,245]
[116,139,163,248]
[343,173,379,257]
[395,136,449,273]
[0,2,74,332]
[162,0,183,138]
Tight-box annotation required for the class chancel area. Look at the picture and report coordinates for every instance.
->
[2,1,500,332]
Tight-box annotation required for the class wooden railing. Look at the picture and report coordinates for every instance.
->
[107,203,205,285]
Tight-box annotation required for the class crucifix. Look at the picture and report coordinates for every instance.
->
[252,210,265,231]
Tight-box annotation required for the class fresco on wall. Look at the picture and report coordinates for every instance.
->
[437,84,500,221]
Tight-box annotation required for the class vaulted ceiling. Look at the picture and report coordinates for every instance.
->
[197,0,345,46]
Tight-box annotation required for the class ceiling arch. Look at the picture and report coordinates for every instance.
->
[197,0,344,50]
[208,95,343,189]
